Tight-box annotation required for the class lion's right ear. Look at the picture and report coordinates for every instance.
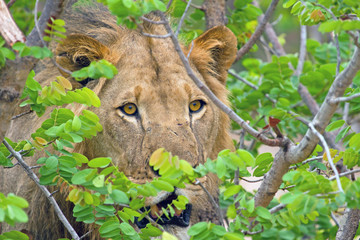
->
[56,34,110,77]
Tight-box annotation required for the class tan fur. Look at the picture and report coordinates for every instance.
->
[0,2,237,239]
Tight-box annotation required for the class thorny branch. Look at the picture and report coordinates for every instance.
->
[3,140,80,240]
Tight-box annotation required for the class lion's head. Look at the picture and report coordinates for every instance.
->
[55,4,237,239]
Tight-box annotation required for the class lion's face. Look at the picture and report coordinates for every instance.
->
[56,14,237,238]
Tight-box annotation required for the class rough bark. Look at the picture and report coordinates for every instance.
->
[203,0,227,29]
[336,209,360,240]
[254,47,360,207]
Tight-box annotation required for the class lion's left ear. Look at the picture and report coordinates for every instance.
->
[188,26,237,84]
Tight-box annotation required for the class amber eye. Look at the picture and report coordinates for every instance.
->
[189,100,205,113]
[119,103,138,116]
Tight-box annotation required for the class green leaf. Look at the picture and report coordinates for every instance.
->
[71,169,94,185]
[236,149,255,167]
[110,189,129,204]
[45,156,58,169]
[255,206,272,220]
[88,157,111,168]
[326,120,345,132]
[72,116,81,132]
[119,222,136,236]
[223,185,242,199]
[188,222,208,236]
[152,179,174,192]
[349,133,360,151]
[92,175,105,187]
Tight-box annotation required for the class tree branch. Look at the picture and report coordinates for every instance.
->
[336,208,360,240]
[330,93,360,103]
[0,0,25,46]
[308,123,343,192]
[235,0,280,61]
[254,46,360,208]
[3,140,80,240]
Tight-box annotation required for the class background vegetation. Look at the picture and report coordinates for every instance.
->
[1,0,360,239]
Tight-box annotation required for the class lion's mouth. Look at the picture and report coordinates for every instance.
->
[135,192,192,228]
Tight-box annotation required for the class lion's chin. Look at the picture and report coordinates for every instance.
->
[134,192,192,229]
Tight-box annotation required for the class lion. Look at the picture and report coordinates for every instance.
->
[0,1,237,239]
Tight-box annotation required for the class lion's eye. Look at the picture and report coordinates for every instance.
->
[119,103,138,116]
[189,100,205,113]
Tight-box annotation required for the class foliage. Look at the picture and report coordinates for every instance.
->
[1,0,360,240]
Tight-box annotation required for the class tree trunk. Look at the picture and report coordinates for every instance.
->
[203,0,227,29]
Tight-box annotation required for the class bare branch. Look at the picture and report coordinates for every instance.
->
[329,169,360,181]
[0,0,25,45]
[194,179,224,227]
[140,16,166,25]
[180,0,203,10]
[331,212,340,227]
[254,47,360,208]
[330,93,360,103]
[228,70,258,91]
[175,0,192,37]
[347,31,360,48]
[6,0,16,8]
[235,0,280,61]
[269,203,286,214]
[3,140,80,240]
[295,25,307,76]
[308,123,343,192]
[240,177,263,183]
[336,208,360,240]
[289,156,323,170]
[141,32,171,38]
[11,110,33,120]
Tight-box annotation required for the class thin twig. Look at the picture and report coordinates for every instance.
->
[6,0,16,8]
[186,41,194,59]
[269,203,286,214]
[330,93,360,103]
[240,177,263,183]
[331,212,340,227]
[180,0,203,10]
[141,32,171,39]
[347,31,360,48]
[194,179,224,227]
[243,228,264,235]
[3,139,80,240]
[79,230,93,240]
[329,169,360,181]
[235,0,280,61]
[289,156,323,170]
[175,0,192,37]
[11,110,33,120]
[308,123,343,193]
[295,25,307,76]
[140,16,166,24]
